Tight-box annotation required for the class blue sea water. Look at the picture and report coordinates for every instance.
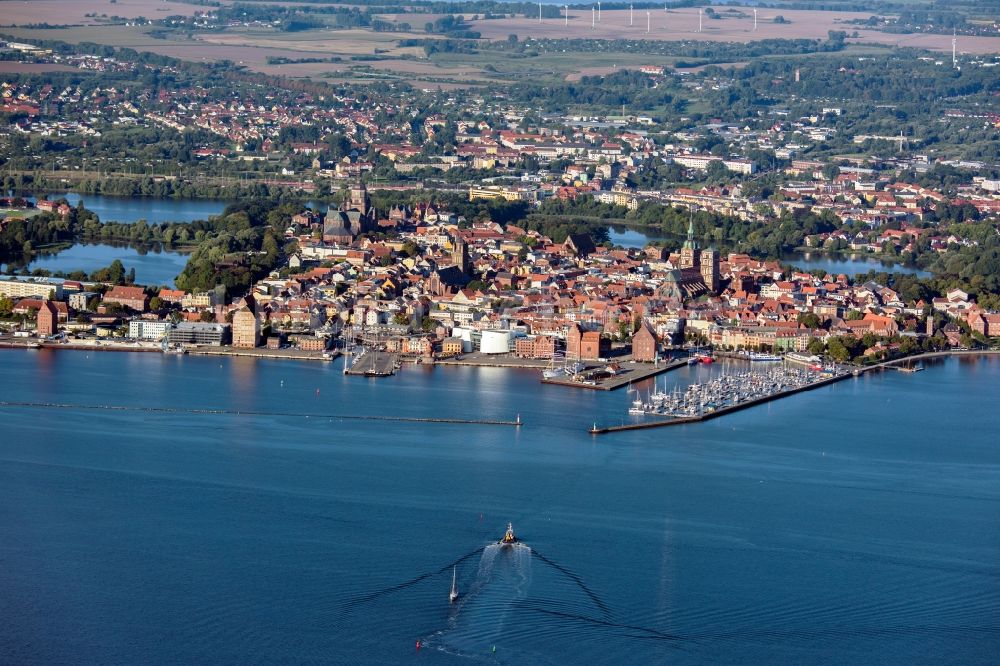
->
[0,351,998,663]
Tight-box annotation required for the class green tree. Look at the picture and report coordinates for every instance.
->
[827,337,851,363]
[807,337,826,355]
[797,312,821,329]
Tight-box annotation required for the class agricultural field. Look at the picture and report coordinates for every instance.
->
[470,7,1000,55]
[2,3,997,88]
[0,0,205,25]
[0,62,81,74]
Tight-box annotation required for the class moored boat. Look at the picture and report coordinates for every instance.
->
[785,352,821,367]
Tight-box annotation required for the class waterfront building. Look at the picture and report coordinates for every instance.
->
[514,334,557,359]
[128,319,172,340]
[166,322,228,346]
[0,276,64,300]
[441,337,464,357]
[970,311,1000,338]
[566,323,608,361]
[36,300,58,336]
[631,320,659,362]
[287,334,326,351]
[480,329,514,355]
[232,307,261,348]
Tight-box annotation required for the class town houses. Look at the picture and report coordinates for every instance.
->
[4,185,998,360]
[2,41,999,358]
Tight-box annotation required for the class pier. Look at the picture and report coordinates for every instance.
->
[590,371,853,434]
[344,350,398,376]
[0,400,522,427]
[541,359,687,391]
[187,348,340,362]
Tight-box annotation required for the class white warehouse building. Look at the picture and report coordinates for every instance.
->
[479,329,514,355]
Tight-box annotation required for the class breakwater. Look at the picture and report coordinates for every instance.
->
[590,371,852,434]
[0,400,522,427]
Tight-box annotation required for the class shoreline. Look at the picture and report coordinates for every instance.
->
[4,338,998,370]
[0,339,340,362]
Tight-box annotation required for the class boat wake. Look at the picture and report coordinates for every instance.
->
[341,547,485,610]
[425,542,533,657]
[343,526,676,659]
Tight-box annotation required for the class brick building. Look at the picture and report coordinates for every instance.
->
[103,285,148,312]
[631,320,659,362]
[37,300,59,337]
[514,334,557,359]
[580,330,608,360]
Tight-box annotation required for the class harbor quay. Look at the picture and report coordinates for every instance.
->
[541,358,688,391]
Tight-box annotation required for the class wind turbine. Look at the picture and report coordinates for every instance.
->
[754,9,758,31]
[646,11,650,34]
[698,8,703,33]
[630,4,633,27]
[565,4,569,27]
[597,1,601,23]
[539,2,542,23]
[592,6,595,30]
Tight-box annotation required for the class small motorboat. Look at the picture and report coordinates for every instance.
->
[449,566,459,604]
[499,522,518,546]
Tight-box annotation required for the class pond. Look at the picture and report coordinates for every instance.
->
[7,242,189,288]
[606,226,931,277]
[780,251,931,278]
[43,193,229,225]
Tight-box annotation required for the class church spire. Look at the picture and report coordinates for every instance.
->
[682,213,698,252]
